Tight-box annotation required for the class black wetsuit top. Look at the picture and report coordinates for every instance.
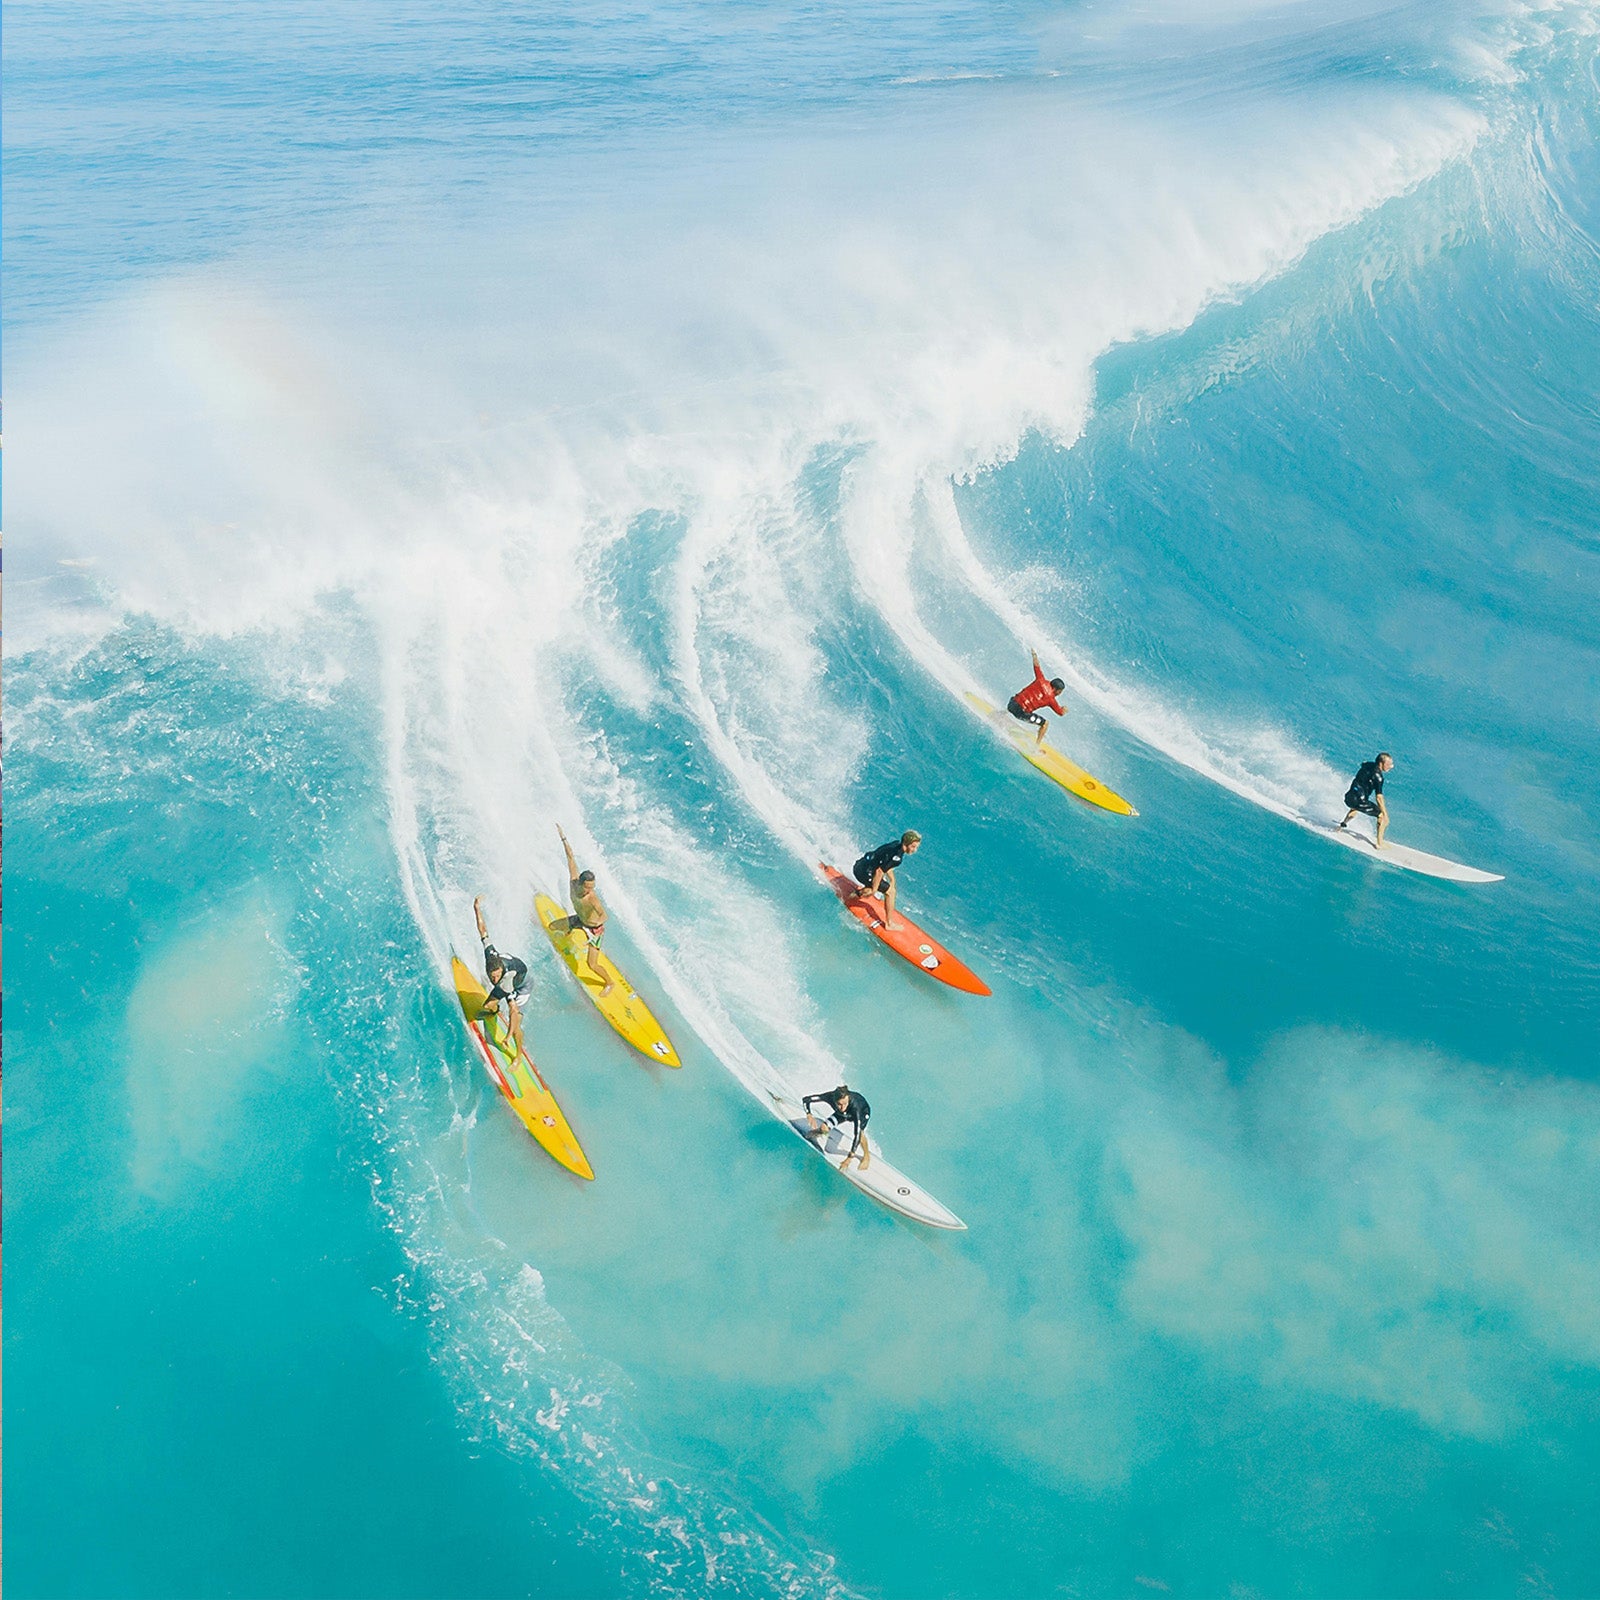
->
[482,941,529,1002]
[804,1087,871,1132]
[1346,761,1385,806]
[852,842,904,887]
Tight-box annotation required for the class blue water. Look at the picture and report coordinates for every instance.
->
[7,0,1600,1595]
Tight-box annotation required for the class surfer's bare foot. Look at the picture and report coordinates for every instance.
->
[600,980,615,997]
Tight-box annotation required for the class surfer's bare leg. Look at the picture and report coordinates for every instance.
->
[584,935,613,996]
[508,997,527,1056]
[1339,809,1356,829]
[882,873,899,932]
[1375,800,1390,848]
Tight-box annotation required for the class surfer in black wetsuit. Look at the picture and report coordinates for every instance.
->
[1339,752,1394,847]
[803,1085,872,1172]
[473,895,530,1054]
[850,831,921,932]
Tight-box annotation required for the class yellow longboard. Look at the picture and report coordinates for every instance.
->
[965,693,1138,816]
[450,957,594,1179]
[534,894,682,1067]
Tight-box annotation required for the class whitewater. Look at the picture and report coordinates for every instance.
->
[7,0,1600,1594]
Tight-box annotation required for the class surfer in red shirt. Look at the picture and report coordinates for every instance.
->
[1006,650,1068,747]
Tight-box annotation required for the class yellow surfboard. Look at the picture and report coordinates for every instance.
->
[450,957,594,1179]
[965,693,1138,816]
[534,894,682,1067]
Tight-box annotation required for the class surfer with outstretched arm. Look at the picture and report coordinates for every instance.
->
[851,831,921,932]
[557,826,613,997]
[473,896,530,1054]
[1339,752,1394,847]
[1006,649,1068,748]
[804,1085,872,1172]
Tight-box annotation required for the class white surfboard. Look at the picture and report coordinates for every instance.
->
[1311,820,1503,884]
[769,1094,966,1230]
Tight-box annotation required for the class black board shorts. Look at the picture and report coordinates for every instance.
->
[1006,695,1046,729]
[1344,790,1381,817]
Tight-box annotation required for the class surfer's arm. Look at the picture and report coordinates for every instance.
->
[473,895,490,942]
[557,826,580,877]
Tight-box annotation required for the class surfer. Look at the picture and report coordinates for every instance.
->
[472,896,530,1054]
[851,831,921,932]
[1339,752,1395,847]
[557,826,613,997]
[803,1084,872,1172]
[1006,649,1068,747]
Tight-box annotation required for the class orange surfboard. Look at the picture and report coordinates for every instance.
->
[820,864,991,996]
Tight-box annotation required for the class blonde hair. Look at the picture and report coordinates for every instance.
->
[901,830,922,846]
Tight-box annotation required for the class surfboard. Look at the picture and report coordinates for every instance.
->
[1313,822,1503,884]
[450,956,594,1179]
[965,693,1137,816]
[533,893,682,1066]
[769,1092,966,1230]
[820,865,991,996]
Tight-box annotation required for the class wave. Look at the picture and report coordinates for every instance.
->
[13,0,1600,1586]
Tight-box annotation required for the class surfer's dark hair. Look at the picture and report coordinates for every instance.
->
[579,869,596,883]
[1050,677,1065,691]
[1377,751,1393,762]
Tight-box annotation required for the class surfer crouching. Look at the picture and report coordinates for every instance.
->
[1339,752,1394,847]
[1006,649,1068,747]
[473,895,530,1055]
[851,831,921,932]
[804,1085,872,1172]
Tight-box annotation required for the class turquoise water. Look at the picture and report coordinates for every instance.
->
[6,0,1600,1595]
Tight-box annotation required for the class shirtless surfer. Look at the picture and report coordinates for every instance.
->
[557,826,612,996]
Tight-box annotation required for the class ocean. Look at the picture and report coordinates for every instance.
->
[5,0,1600,1594]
